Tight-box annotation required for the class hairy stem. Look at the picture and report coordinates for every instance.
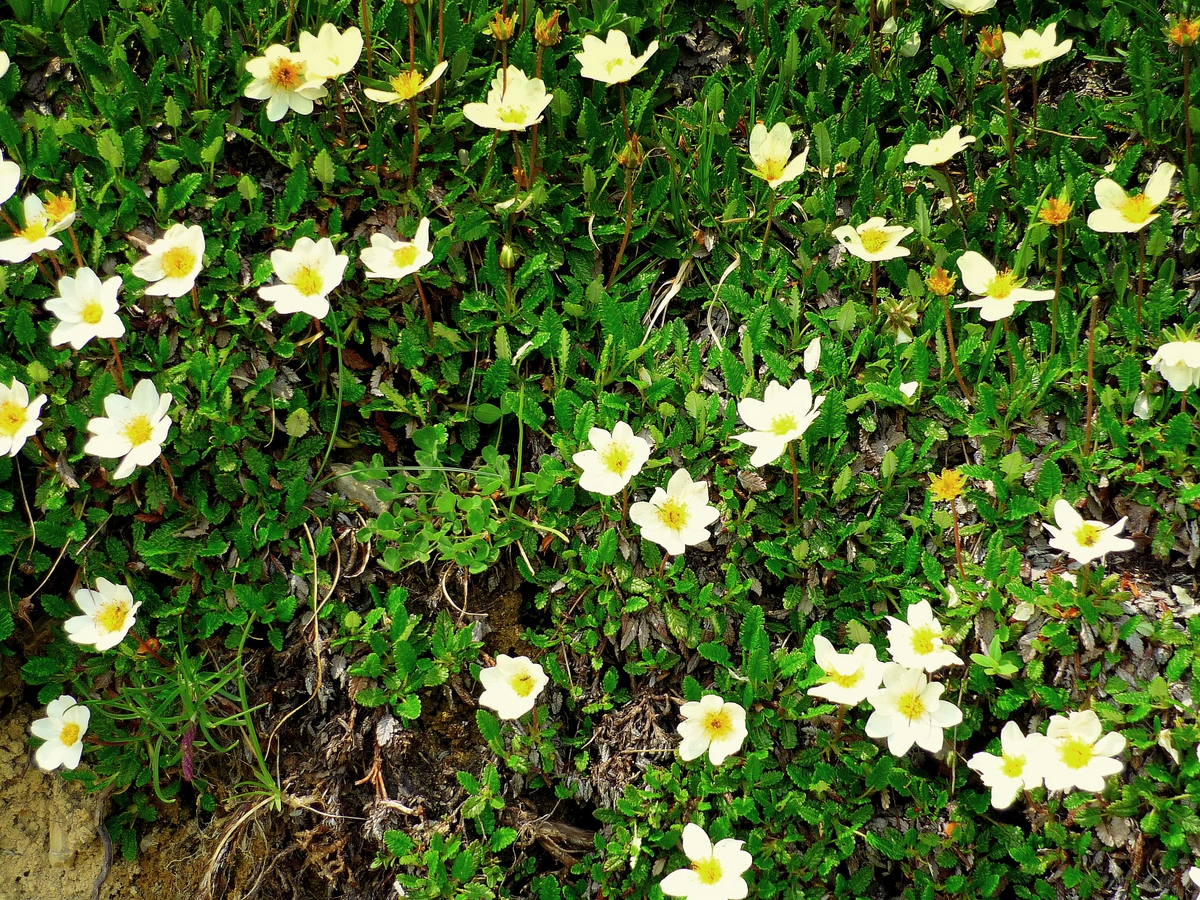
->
[999,61,1017,171]
[1084,292,1099,455]
[941,294,972,401]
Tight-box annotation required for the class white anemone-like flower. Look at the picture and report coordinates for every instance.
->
[0,51,10,80]
[297,24,363,79]
[83,379,173,480]
[676,695,748,766]
[363,61,448,105]
[904,125,976,167]
[1002,22,1072,69]
[31,695,91,771]
[1087,162,1176,234]
[361,218,434,280]
[866,663,963,756]
[1042,498,1135,565]
[575,30,658,85]
[807,635,886,706]
[0,195,63,262]
[832,217,913,262]
[463,66,552,132]
[571,422,652,496]
[955,251,1054,321]
[659,823,753,900]
[1148,340,1200,392]
[1042,710,1126,793]
[885,600,962,673]
[0,147,19,205]
[258,236,349,319]
[45,267,125,349]
[938,0,996,14]
[478,654,548,720]
[967,721,1047,809]
[132,223,206,298]
[629,468,720,556]
[731,378,824,467]
[802,336,821,374]
[746,122,808,189]
[244,45,328,122]
[64,577,142,651]
[0,378,46,457]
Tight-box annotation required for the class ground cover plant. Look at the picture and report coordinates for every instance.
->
[2,0,1200,896]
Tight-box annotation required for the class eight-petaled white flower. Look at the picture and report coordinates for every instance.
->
[132,223,206,298]
[629,468,720,556]
[866,663,963,756]
[31,695,90,771]
[1043,498,1135,565]
[676,695,748,766]
[363,61,448,105]
[731,378,824,468]
[571,422,652,496]
[45,266,125,349]
[955,251,1055,321]
[967,721,1047,809]
[1042,710,1126,793]
[1002,22,1072,69]
[244,45,328,122]
[1148,339,1200,393]
[938,0,996,14]
[885,600,963,673]
[64,577,142,652]
[0,195,63,262]
[904,125,976,167]
[659,823,753,900]
[807,635,886,707]
[746,122,808,190]
[1087,161,1176,234]
[361,218,434,281]
[575,30,658,85]
[84,378,173,480]
[833,217,913,262]
[478,654,548,720]
[0,147,19,205]
[297,23,363,79]
[258,236,349,320]
[463,66,552,132]
[0,378,46,458]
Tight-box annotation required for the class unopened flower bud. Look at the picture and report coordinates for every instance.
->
[499,243,518,269]
[488,10,516,41]
[979,26,1005,61]
[882,296,920,344]
[617,136,644,169]
[534,9,562,47]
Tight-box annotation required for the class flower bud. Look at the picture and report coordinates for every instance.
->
[499,243,518,269]
[488,10,516,41]
[925,267,957,297]
[882,296,920,344]
[534,9,562,47]
[1167,15,1200,48]
[616,136,644,169]
[979,26,1005,61]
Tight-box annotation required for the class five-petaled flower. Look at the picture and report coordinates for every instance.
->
[967,721,1047,809]
[0,378,46,458]
[363,61,449,105]
[64,577,142,652]
[746,122,809,189]
[132,223,206,298]
[732,378,825,467]
[676,695,748,765]
[478,654,548,720]
[1087,161,1176,234]
[956,251,1054,321]
[0,194,64,262]
[258,236,349,320]
[575,30,659,85]
[833,217,913,262]
[31,695,90,771]
[867,663,964,756]
[571,421,652,496]
[904,125,976,167]
[808,635,886,707]
[885,600,962,673]
[1148,339,1200,393]
[361,218,434,281]
[45,266,125,349]
[84,378,173,480]
[1042,710,1126,793]
[629,468,720,556]
[0,148,19,205]
[659,823,753,900]
[463,66,552,132]
[244,45,328,122]
[1001,22,1072,69]
[1042,498,1135,565]
[297,24,363,79]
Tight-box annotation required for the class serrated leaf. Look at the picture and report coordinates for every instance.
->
[312,148,335,188]
[164,95,182,128]
[97,129,124,170]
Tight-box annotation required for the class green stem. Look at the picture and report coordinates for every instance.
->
[789,441,799,524]
[1084,292,1099,456]
[1050,222,1064,355]
[999,60,1017,171]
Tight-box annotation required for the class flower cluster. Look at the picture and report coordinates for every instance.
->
[243,25,363,121]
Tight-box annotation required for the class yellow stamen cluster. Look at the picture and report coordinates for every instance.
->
[979,27,1005,61]
[1038,197,1073,226]
[929,468,966,502]
[926,267,957,297]
[1168,16,1200,48]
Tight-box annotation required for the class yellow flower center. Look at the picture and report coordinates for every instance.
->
[496,104,530,125]
[388,70,427,101]
[268,57,304,90]
[929,468,965,502]
[758,158,785,182]
[80,299,105,325]
[858,227,889,254]
[1038,198,1072,226]
[391,245,420,271]
[160,246,197,279]
[700,708,734,741]
[95,600,129,635]
[925,268,956,297]
[0,401,27,437]
[18,221,48,242]
[829,668,863,689]
[1119,194,1155,224]
[1000,753,1026,779]
[43,193,75,223]
[292,265,324,297]
[509,671,536,698]
[122,414,153,447]
[1058,737,1095,770]
[599,441,633,476]
[769,413,797,437]
[692,857,723,886]
[896,689,927,723]
[1073,523,1102,547]
[603,57,631,75]
[59,723,81,746]
[985,269,1018,300]
[910,625,938,656]
[1022,48,1042,61]
[655,497,689,531]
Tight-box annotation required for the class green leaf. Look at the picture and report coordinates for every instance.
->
[97,129,124,171]
[313,148,335,188]
[1035,459,1062,503]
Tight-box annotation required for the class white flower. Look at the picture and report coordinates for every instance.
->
[866,663,963,756]
[1087,162,1176,234]
[802,336,821,374]
[30,695,90,771]
[131,223,206,298]
[0,195,62,262]
[807,635,886,706]
[297,24,363,79]
[244,45,328,122]
[938,0,996,14]
[731,378,824,467]
[904,125,976,167]
[571,422,652,496]
[478,654,548,720]
[967,721,1047,809]
[659,823,753,900]
[258,236,349,319]
[899,33,922,57]
[83,379,173,480]
[1132,391,1152,419]
[676,695,748,765]
[575,30,658,85]
[885,600,962,672]
[63,577,142,651]
[1042,710,1126,793]
[1189,866,1200,891]
[832,217,913,262]
[1148,339,1200,392]
[360,218,434,280]
[0,378,46,457]
[955,251,1054,321]
[746,122,808,189]
[363,61,448,105]
[0,147,19,205]
[628,468,720,556]
[0,50,9,80]
[45,267,125,349]
[1002,22,1072,69]
[1043,498,1135,565]
[463,66,552,132]
[899,381,919,398]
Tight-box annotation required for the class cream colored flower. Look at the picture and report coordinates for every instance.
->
[746,122,808,189]
[1087,162,1176,234]
[0,195,63,262]
[1002,22,1072,69]
[938,0,996,14]
[84,379,173,480]
[363,61,448,105]
[807,635,886,706]
[885,600,962,673]
[463,66,552,132]
[0,148,19,205]
[0,51,9,80]
[244,45,328,122]
[298,24,363,79]
[64,577,142,652]
[131,223,206,298]
[832,217,913,262]
[732,378,824,467]
[866,663,963,756]
[1042,710,1125,793]
[360,218,434,280]
[478,654,548,719]
[967,721,1047,809]
[1148,339,1200,392]
[1043,498,1134,565]
[30,695,90,771]
[258,236,349,319]
[629,468,720,556]
[575,30,658,85]
[659,823,753,900]
[803,336,821,374]
[45,267,125,349]
[571,421,652,496]
[0,378,46,457]
[955,251,1054,321]
[676,695,747,765]
[904,125,976,167]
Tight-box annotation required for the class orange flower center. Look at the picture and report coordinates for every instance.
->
[268,57,304,91]
[700,709,734,741]
[43,193,75,223]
